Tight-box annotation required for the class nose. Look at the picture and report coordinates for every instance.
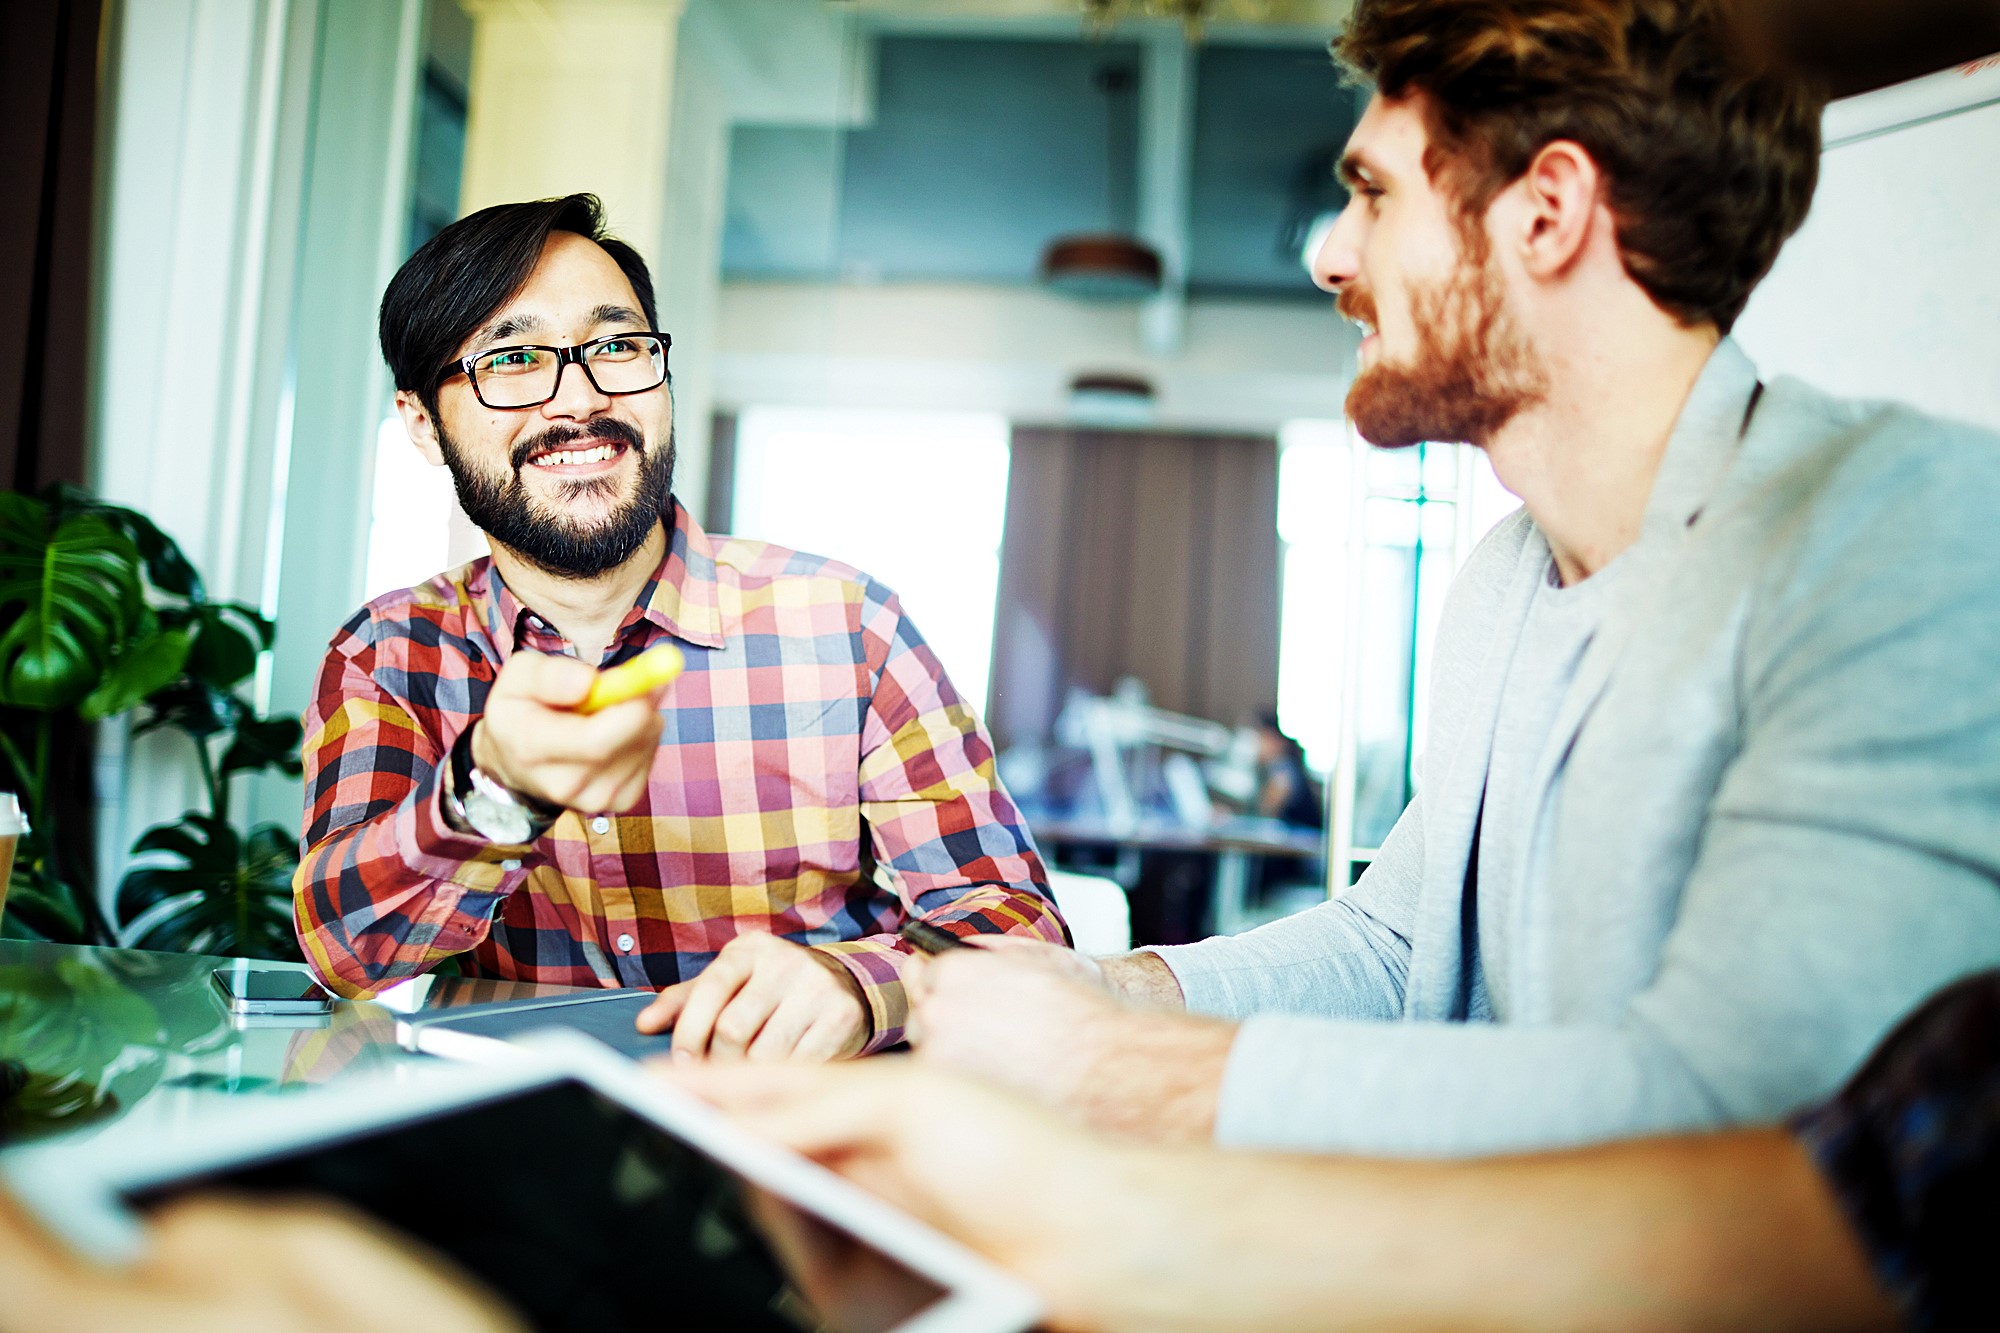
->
[539,353,613,422]
[1311,200,1365,295]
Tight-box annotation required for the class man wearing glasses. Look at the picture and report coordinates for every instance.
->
[293,194,1065,1061]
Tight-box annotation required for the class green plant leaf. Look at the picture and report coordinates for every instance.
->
[246,823,299,860]
[114,866,203,917]
[47,486,204,602]
[79,627,194,722]
[108,505,203,600]
[115,812,301,962]
[0,513,144,712]
[1,868,87,943]
[130,814,238,868]
[134,677,244,740]
[183,603,271,689]
[219,714,304,778]
[0,492,47,542]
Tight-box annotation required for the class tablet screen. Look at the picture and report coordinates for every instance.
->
[127,1079,947,1333]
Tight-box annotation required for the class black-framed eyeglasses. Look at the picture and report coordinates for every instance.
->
[439,331,672,410]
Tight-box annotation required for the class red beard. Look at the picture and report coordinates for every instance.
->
[1340,241,1545,450]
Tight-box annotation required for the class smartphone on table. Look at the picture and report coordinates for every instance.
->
[210,964,335,1015]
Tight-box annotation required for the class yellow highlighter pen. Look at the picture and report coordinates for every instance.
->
[579,643,684,714]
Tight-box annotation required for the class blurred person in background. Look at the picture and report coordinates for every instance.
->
[1248,711,1323,831]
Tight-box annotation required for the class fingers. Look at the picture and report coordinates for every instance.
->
[475,690,663,812]
[709,979,784,1061]
[493,650,597,707]
[668,953,756,1060]
[795,1008,865,1063]
[660,936,871,1063]
[636,982,690,1035]
[744,993,819,1063]
[668,1058,832,1114]
[959,933,1042,952]
[0,1189,101,1329]
[670,1060,915,1159]
[190,1196,527,1332]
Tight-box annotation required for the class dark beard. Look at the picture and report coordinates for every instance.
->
[439,417,676,579]
[1341,236,1546,450]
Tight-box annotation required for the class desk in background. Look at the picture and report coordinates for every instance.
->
[1032,818,1327,943]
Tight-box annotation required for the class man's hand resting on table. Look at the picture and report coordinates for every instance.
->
[472,651,667,813]
[638,933,870,1062]
[908,938,1235,1143]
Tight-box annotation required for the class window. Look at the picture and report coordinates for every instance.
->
[730,407,1012,713]
[1276,421,1519,877]
[361,413,465,601]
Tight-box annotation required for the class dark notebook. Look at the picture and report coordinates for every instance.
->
[395,990,672,1062]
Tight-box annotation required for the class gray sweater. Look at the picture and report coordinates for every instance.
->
[1155,342,2000,1156]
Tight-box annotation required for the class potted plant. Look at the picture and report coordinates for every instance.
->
[0,485,303,959]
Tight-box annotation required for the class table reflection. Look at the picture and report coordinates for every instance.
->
[0,940,590,1148]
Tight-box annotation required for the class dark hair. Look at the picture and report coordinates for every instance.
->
[378,193,659,407]
[1335,0,1826,332]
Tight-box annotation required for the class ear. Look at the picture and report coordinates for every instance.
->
[395,389,446,467]
[1514,140,1602,280]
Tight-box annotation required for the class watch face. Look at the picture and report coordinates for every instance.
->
[463,789,538,846]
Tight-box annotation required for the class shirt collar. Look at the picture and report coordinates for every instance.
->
[1639,336,1762,541]
[638,500,726,650]
[473,500,727,661]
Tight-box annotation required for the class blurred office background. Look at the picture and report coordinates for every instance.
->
[5,0,1997,954]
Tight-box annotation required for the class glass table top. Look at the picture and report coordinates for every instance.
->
[0,940,589,1151]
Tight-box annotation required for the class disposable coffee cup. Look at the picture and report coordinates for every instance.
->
[0,793,27,927]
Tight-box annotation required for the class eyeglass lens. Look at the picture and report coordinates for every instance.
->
[471,336,667,408]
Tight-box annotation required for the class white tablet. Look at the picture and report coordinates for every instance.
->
[1,1037,1039,1333]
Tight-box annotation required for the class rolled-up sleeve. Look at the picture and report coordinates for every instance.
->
[831,582,1067,1052]
[293,620,528,998]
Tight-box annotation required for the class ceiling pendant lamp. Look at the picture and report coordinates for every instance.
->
[1068,371,1159,426]
[1039,62,1163,301]
[1041,234,1163,300]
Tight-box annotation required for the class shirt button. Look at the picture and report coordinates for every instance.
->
[616,933,635,953]
[591,815,611,835]
[501,858,521,872]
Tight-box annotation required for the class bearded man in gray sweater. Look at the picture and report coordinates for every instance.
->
[902,0,2000,1157]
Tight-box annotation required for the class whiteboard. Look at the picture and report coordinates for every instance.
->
[1734,55,2000,435]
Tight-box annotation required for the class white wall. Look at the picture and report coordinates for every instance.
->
[715,282,1357,433]
[1736,72,2000,434]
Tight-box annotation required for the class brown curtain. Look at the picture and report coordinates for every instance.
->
[1,0,100,492]
[987,426,1281,752]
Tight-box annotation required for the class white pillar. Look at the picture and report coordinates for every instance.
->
[458,0,687,241]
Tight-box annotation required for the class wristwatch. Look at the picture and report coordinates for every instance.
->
[444,723,562,845]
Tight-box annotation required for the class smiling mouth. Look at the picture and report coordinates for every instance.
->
[524,439,630,472]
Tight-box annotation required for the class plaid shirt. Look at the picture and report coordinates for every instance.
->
[293,503,1063,1050]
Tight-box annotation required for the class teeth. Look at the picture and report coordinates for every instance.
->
[533,444,618,467]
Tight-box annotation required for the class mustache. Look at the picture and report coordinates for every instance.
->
[510,418,646,471]
[1336,283,1377,329]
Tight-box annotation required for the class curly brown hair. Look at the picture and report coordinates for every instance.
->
[1335,0,1826,331]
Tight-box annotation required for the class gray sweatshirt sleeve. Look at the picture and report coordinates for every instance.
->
[1210,415,2000,1157]
[1149,789,1422,1023]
